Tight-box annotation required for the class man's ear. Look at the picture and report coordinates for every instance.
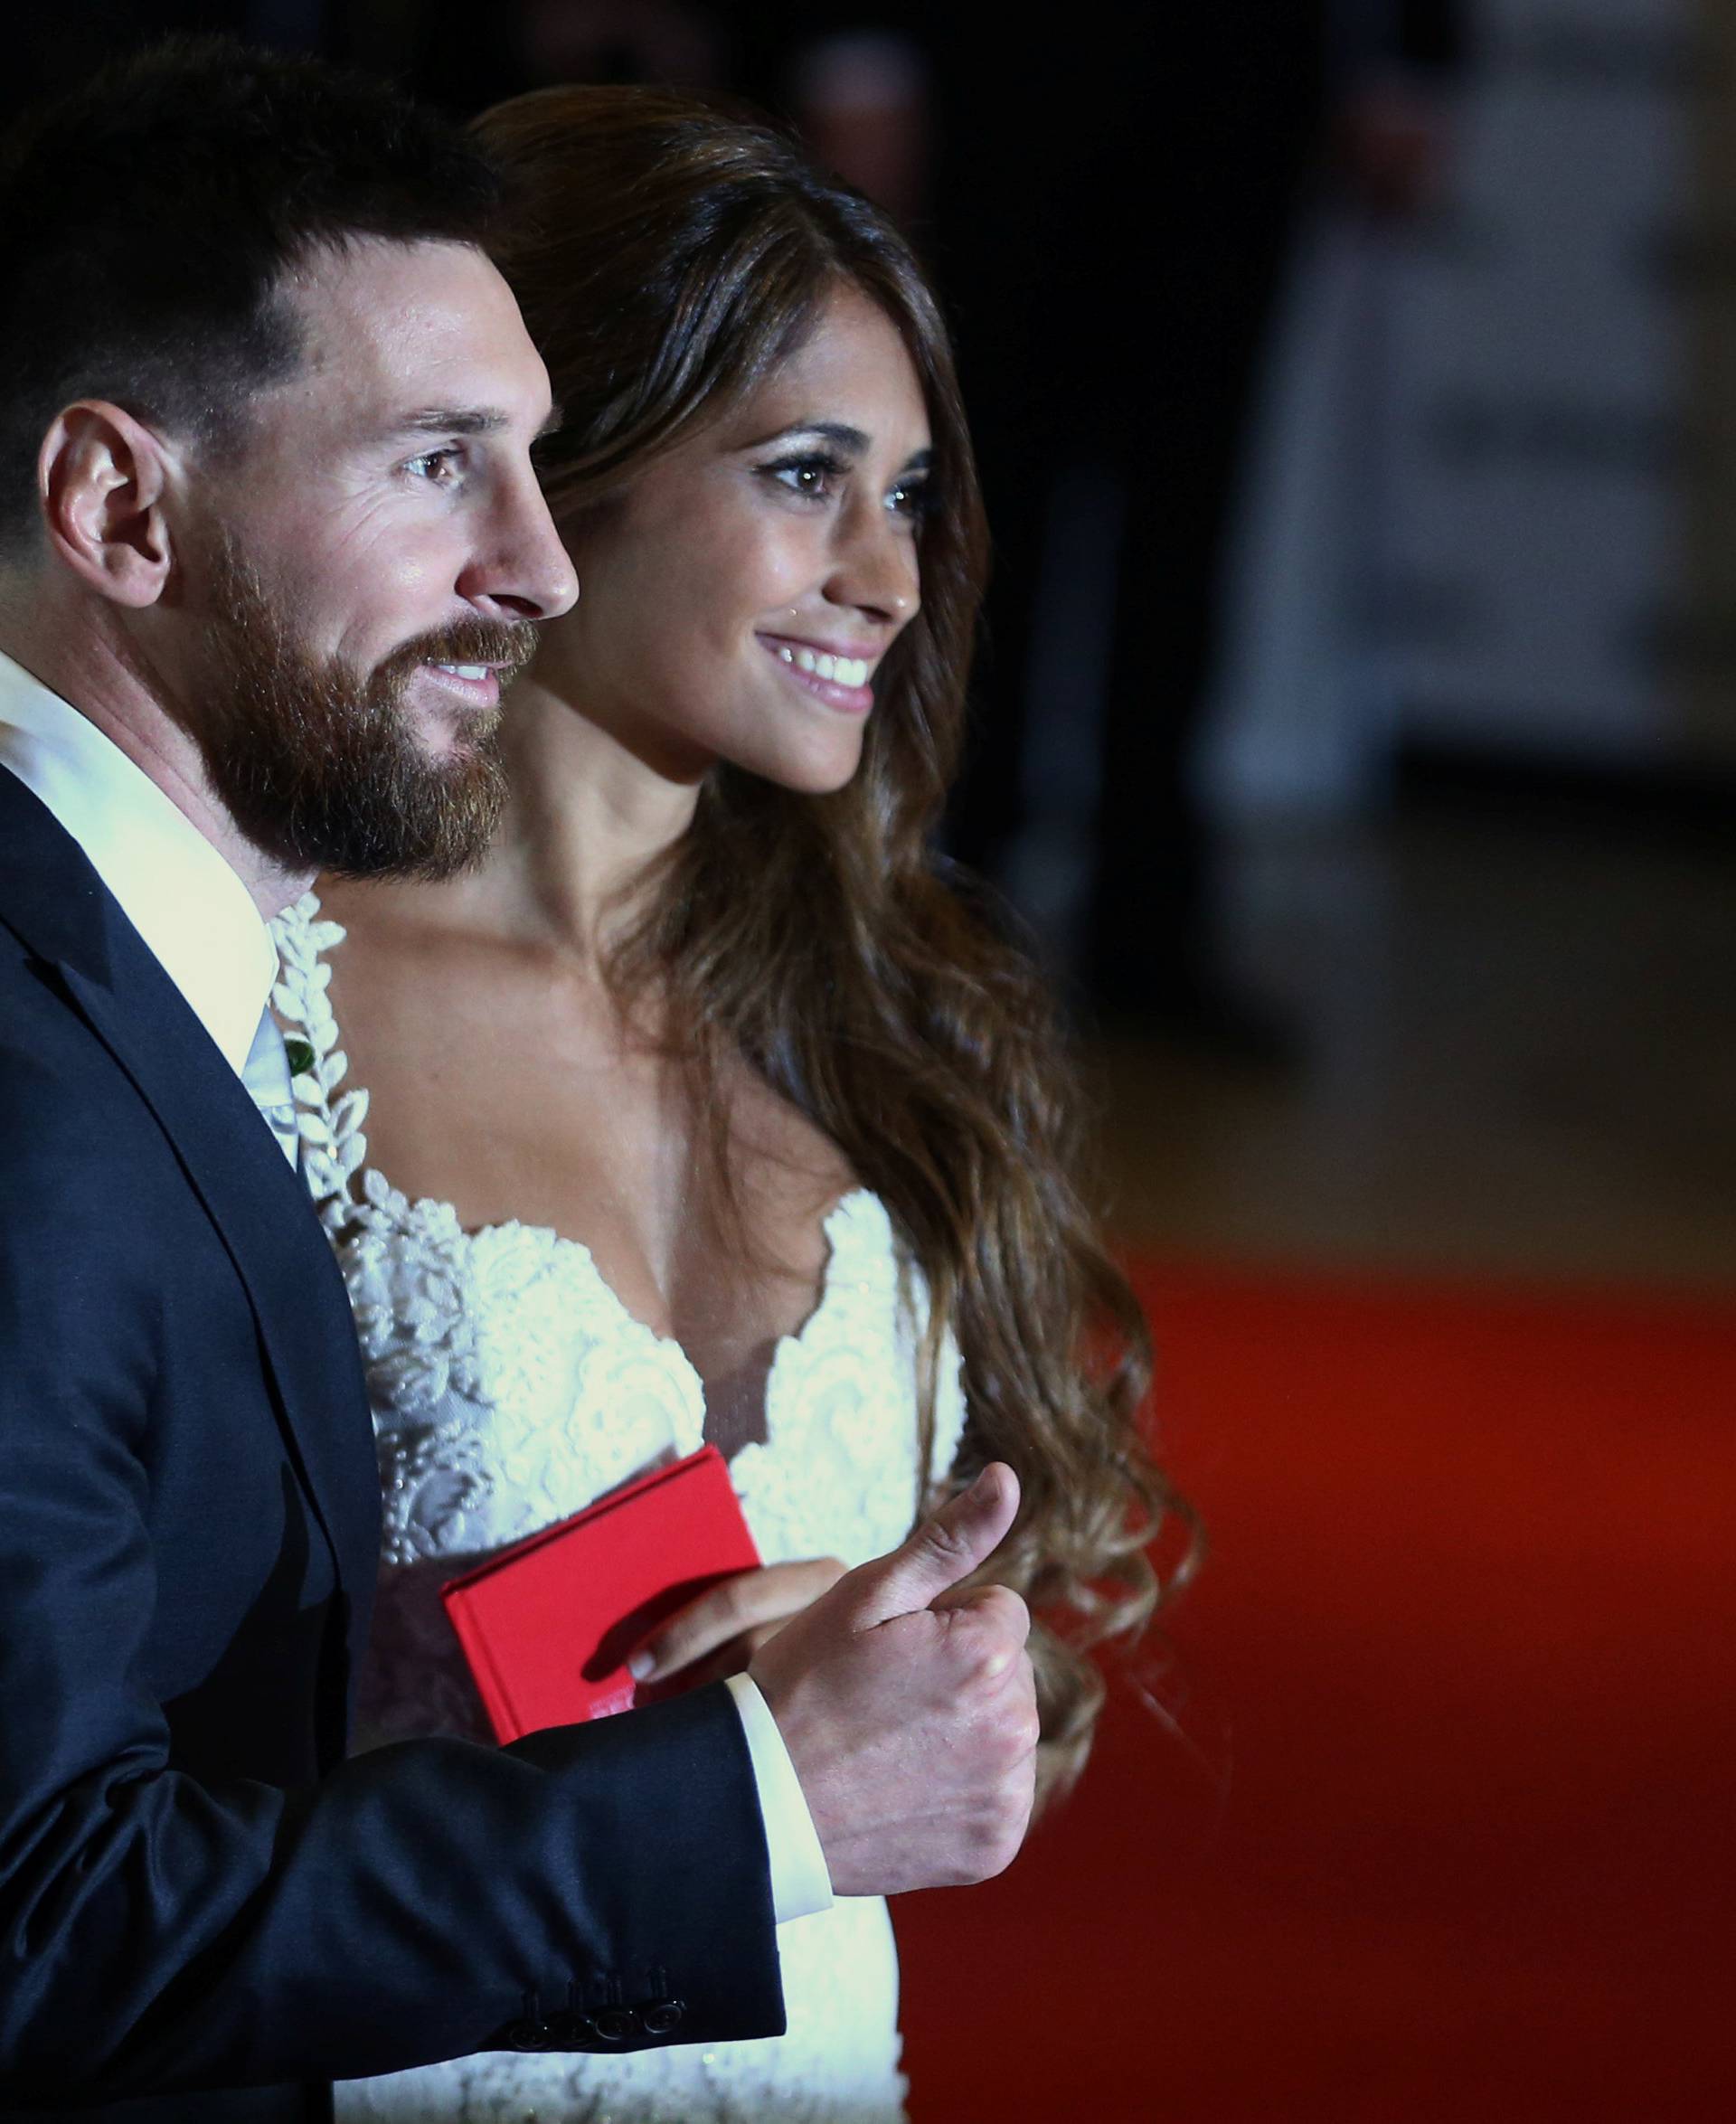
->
[37,401,180,609]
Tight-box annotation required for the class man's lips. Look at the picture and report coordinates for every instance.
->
[416,660,506,710]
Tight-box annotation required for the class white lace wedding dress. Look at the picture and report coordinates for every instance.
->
[270,893,968,2124]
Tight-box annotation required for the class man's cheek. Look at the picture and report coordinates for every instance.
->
[322,490,429,568]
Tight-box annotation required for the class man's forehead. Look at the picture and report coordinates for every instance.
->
[288,232,504,316]
[280,235,547,421]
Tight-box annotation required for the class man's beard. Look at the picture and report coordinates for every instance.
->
[184,537,537,880]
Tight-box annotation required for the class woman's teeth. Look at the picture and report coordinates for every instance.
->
[777,645,870,687]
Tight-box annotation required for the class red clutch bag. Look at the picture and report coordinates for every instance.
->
[440,1443,760,1743]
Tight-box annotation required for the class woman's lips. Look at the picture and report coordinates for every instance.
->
[757,634,876,714]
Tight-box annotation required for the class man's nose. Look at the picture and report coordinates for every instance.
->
[460,477,579,622]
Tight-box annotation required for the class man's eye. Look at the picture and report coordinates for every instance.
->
[404,448,463,485]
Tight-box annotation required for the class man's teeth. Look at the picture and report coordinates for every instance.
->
[778,645,870,687]
[432,663,490,681]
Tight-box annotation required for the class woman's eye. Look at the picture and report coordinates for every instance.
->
[887,480,931,522]
[765,455,843,499]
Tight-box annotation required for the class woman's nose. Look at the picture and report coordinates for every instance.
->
[827,503,920,624]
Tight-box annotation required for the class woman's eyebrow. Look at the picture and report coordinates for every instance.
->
[753,419,870,451]
[749,422,933,472]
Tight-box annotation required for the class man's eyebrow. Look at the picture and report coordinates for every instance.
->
[392,403,565,440]
[397,407,507,439]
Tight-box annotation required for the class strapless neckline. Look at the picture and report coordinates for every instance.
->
[269,889,882,1442]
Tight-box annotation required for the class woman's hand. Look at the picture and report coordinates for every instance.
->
[628,1556,848,1694]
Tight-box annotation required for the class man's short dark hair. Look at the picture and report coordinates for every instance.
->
[0,37,506,559]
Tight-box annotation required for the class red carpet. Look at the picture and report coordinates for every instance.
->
[894,1260,1736,2121]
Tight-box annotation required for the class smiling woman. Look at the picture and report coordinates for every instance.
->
[287,84,1193,2124]
[526,279,926,792]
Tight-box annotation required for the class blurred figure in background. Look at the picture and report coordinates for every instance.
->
[1197,15,1460,843]
[918,2,1466,1053]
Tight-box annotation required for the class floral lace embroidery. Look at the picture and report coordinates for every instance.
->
[269,892,969,2124]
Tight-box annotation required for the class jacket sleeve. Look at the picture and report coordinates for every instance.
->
[0,1043,783,2103]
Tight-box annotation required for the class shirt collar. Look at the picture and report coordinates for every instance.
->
[0,648,276,1076]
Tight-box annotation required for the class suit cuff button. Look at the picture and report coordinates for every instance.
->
[592,2006,637,2043]
[502,2018,556,2052]
[641,1998,685,2036]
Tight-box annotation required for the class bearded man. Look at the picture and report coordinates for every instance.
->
[0,40,1036,2123]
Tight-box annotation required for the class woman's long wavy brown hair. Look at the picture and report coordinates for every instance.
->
[474,83,1195,1797]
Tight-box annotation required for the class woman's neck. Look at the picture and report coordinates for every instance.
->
[474,675,703,965]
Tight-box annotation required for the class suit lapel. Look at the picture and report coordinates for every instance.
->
[0,769,380,1647]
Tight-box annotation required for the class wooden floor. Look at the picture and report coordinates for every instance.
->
[1086,804,1736,1290]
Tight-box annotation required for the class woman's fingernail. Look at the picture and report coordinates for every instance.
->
[627,1650,656,1680]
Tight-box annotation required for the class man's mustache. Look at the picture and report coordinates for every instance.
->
[377,618,541,691]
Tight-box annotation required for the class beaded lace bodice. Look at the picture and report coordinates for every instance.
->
[270,892,968,2124]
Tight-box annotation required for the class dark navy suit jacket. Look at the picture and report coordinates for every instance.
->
[0,766,782,2120]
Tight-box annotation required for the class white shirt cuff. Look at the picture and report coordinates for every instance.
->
[723,1672,834,1924]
